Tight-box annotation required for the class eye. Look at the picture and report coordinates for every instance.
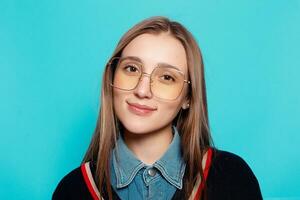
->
[124,65,139,73]
[162,74,175,82]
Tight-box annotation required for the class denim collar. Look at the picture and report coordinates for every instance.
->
[111,125,186,189]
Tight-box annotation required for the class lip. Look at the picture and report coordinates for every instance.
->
[127,101,157,116]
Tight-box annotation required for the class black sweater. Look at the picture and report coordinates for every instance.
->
[52,149,263,200]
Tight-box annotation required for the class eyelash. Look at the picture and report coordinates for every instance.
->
[162,74,175,82]
[124,65,139,72]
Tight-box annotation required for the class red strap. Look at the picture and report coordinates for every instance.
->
[81,163,100,200]
[194,147,213,200]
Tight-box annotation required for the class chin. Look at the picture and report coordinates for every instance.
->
[120,117,172,136]
[121,121,154,135]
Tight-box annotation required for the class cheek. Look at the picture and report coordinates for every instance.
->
[113,90,124,116]
[160,101,182,118]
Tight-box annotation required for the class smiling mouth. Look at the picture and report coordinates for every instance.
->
[127,101,157,116]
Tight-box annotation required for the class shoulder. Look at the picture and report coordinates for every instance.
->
[211,149,253,172]
[52,162,93,200]
[206,148,263,200]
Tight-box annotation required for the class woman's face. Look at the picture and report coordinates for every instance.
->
[113,33,189,135]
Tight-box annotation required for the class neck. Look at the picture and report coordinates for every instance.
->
[123,124,174,165]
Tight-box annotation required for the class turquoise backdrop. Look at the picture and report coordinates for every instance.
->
[1,0,299,199]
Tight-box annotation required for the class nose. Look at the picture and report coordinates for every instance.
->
[133,72,153,99]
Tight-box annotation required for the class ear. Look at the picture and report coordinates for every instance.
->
[181,99,190,110]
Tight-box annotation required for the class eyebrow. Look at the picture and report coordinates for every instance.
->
[120,56,183,72]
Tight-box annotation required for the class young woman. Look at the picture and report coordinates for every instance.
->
[53,16,263,200]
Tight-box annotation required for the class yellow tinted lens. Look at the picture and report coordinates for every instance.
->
[151,67,184,100]
[113,59,141,90]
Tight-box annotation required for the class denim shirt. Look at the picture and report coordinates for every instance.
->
[109,125,186,200]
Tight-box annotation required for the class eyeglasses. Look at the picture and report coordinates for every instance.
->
[108,57,191,100]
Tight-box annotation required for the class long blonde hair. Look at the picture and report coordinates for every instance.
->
[82,16,213,199]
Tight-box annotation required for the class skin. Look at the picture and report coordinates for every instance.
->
[113,33,190,165]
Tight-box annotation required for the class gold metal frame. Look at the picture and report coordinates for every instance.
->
[108,57,191,100]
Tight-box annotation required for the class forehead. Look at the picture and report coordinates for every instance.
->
[121,33,188,74]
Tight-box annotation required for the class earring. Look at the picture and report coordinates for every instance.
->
[183,103,190,109]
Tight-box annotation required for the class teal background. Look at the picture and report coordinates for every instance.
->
[1,0,299,199]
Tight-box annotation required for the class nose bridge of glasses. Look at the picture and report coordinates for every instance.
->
[139,71,153,83]
[142,71,151,76]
